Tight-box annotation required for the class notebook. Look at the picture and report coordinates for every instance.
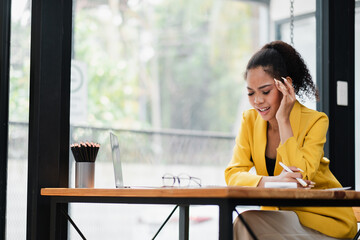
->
[110,132,127,188]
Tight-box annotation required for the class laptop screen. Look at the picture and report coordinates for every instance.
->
[110,132,124,188]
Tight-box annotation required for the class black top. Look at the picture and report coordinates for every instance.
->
[265,155,276,176]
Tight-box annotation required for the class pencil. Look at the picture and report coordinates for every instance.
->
[71,142,100,162]
[279,162,308,187]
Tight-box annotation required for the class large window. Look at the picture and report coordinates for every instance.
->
[3,0,320,239]
[69,0,268,239]
[66,0,321,239]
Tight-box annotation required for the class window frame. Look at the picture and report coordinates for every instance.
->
[0,0,11,238]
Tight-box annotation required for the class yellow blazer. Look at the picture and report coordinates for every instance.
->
[225,101,357,238]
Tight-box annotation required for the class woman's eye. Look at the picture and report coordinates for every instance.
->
[263,90,270,95]
[248,92,254,96]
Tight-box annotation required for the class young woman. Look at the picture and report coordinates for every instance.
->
[225,40,357,239]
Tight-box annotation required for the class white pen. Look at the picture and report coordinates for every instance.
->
[279,162,308,187]
[326,186,351,191]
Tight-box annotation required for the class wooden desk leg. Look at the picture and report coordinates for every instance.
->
[179,205,189,240]
[219,202,233,240]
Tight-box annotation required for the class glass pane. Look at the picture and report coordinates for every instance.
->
[277,16,317,110]
[6,0,31,238]
[70,0,268,239]
[70,1,268,132]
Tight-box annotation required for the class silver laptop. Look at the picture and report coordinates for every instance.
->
[110,132,164,189]
[110,132,127,188]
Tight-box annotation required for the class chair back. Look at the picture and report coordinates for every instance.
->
[352,207,360,240]
[353,207,360,222]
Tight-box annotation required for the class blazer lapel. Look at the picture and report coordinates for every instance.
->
[289,101,301,138]
[253,113,268,176]
[274,101,301,175]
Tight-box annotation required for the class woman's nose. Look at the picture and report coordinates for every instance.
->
[254,96,264,104]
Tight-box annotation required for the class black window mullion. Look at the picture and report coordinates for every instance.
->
[27,0,73,239]
[0,0,11,239]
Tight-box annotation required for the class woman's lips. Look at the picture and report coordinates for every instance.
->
[257,107,270,115]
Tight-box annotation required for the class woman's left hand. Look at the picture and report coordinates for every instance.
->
[274,77,296,123]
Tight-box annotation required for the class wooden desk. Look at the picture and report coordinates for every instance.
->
[41,187,360,240]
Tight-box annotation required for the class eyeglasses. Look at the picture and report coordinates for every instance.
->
[162,173,202,187]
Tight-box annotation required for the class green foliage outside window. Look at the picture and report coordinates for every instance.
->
[10,0,264,133]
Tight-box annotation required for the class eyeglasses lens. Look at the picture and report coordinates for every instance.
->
[177,174,190,187]
[162,174,175,187]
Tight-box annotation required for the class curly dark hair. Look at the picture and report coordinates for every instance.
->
[244,40,318,100]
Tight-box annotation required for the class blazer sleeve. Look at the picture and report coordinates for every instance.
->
[225,112,262,186]
[276,112,329,181]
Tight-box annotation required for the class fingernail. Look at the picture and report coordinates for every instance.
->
[281,77,287,82]
[297,168,304,172]
[311,181,316,185]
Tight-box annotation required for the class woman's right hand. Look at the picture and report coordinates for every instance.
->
[258,166,314,188]
[277,166,303,182]
[274,77,296,123]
